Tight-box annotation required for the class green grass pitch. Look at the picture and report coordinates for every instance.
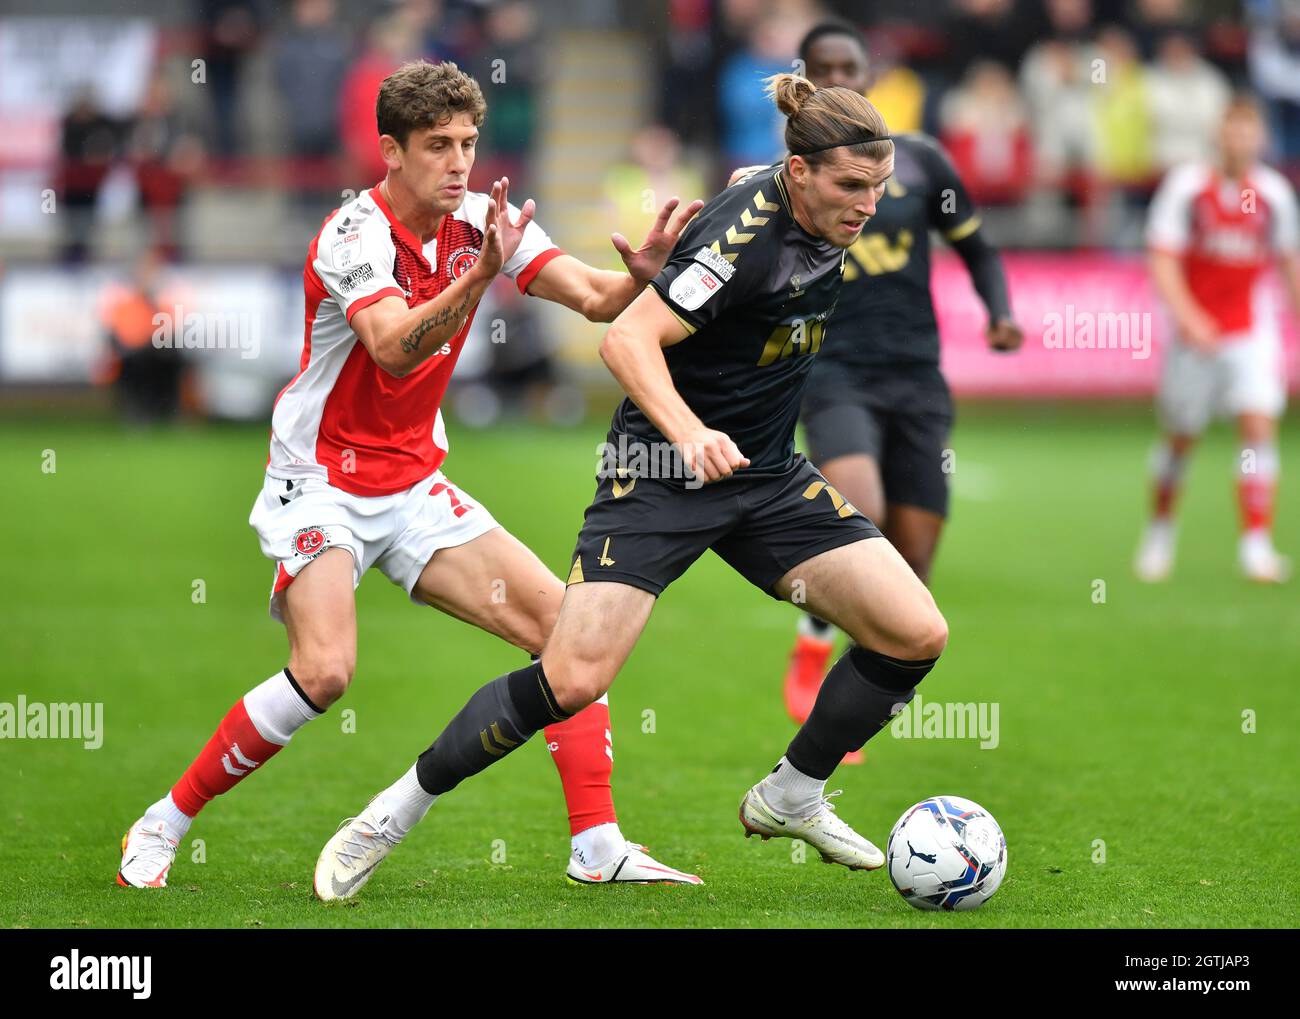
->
[2,405,1297,928]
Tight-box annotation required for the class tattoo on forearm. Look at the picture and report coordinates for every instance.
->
[399,293,473,355]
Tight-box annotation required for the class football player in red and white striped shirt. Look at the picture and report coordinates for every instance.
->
[1138,95,1300,583]
[118,61,705,893]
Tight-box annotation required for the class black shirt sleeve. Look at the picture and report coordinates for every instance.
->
[647,186,774,334]
[915,135,982,243]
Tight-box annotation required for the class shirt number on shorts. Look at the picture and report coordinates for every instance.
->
[430,481,475,518]
[802,480,859,519]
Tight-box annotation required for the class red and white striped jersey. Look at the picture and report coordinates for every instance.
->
[268,184,564,496]
[1146,161,1299,336]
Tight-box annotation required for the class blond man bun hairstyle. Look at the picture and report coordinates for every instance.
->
[764,72,892,167]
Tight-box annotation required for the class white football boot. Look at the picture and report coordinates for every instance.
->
[1134,519,1176,582]
[117,817,179,888]
[739,784,885,870]
[314,799,406,901]
[1240,532,1291,583]
[565,843,703,885]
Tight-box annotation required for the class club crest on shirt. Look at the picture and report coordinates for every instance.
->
[293,526,328,559]
[669,261,723,311]
[447,245,480,280]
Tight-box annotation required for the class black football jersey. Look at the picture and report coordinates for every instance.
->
[615,163,846,472]
[811,132,980,380]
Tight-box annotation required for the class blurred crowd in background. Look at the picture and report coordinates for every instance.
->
[26,0,1300,263]
[1,0,1298,421]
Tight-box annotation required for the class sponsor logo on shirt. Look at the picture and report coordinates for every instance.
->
[692,245,735,281]
[338,263,375,294]
[668,261,723,312]
[332,231,362,268]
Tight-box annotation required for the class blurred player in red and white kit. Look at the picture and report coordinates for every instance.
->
[1137,95,1300,583]
[118,61,705,893]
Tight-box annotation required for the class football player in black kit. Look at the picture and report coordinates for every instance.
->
[316,74,950,890]
[780,22,1023,732]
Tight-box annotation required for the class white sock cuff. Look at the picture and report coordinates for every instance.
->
[146,792,193,837]
[379,764,436,837]
[243,669,322,746]
[765,756,826,797]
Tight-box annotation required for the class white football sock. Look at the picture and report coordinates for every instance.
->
[243,669,322,746]
[761,756,826,817]
[571,821,627,867]
[144,792,193,841]
[374,764,436,838]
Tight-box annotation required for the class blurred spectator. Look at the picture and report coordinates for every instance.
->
[271,0,350,159]
[97,250,185,423]
[1247,0,1300,163]
[1129,0,1194,58]
[718,15,807,167]
[199,0,269,155]
[1145,30,1231,171]
[472,1,541,182]
[57,87,121,263]
[126,71,206,261]
[339,16,423,189]
[939,60,1033,204]
[659,0,716,147]
[1089,25,1154,186]
[1020,0,1096,192]
[863,34,927,135]
[944,0,1045,77]
[602,125,708,266]
[400,0,470,65]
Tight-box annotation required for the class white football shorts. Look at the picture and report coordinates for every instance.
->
[248,468,499,622]
[1157,323,1287,435]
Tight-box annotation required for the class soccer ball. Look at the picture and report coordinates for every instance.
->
[886,795,1007,911]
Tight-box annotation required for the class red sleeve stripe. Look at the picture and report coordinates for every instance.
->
[515,247,566,294]
[345,287,406,324]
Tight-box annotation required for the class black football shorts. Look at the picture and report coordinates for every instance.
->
[566,442,881,599]
[801,375,954,518]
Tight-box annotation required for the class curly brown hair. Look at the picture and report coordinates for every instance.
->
[376,60,486,147]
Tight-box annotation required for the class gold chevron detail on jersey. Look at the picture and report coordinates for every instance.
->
[707,240,738,265]
[567,556,584,584]
[706,186,779,265]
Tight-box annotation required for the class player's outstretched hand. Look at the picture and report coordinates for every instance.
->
[613,195,706,284]
[487,177,535,267]
[678,428,750,485]
[985,319,1024,352]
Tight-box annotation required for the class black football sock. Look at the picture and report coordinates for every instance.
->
[785,645,937,780]
[415,660,571,795]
